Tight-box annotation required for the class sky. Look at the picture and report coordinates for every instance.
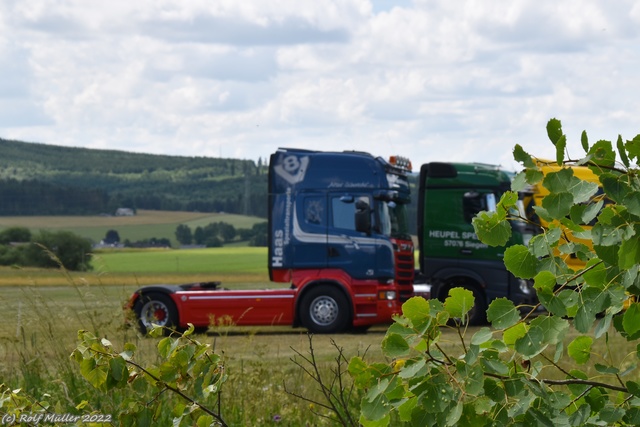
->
[1,0,640,171]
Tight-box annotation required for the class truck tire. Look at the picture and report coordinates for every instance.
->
[133,292,179,336]
[299,287,350,334]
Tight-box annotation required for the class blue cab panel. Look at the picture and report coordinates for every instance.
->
[268,148,410,283]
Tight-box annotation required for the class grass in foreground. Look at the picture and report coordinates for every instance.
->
[0,268,389,426]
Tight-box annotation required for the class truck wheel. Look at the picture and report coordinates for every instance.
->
[300,287,350,334]
[133,292,179,336]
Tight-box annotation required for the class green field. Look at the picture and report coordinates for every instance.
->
[0,246,272,289]
[0,209,267,247]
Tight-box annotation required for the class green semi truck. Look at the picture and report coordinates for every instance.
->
[414,162,538,324]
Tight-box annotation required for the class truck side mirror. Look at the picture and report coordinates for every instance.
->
[355,200,371,233]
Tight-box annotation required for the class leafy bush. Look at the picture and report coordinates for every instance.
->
[0,226,31,244]
[70,325,227,426]
[25,230,93,271]
[350,119,640,426]
[0,229,93,271]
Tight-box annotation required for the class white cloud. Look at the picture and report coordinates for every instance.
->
[1,0,639,172]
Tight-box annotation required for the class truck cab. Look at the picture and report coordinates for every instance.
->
[417,162,537,324]
[269,148,414,331]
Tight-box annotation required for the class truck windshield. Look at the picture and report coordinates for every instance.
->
[378,201,411,240]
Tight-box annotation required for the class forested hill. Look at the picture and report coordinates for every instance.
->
[0,138,268,217]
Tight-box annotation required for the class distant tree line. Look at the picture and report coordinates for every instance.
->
[0,227,92,271]
[0,138,269,217]
[175,221,268,247]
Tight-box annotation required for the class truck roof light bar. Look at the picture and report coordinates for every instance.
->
[389,155,412,172]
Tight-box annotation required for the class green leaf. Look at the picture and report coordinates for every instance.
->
[627,381,640,397]
[542,192,573,219]
[537,290,567,317]
[514,326,545,357]
[157,337,174,359]
[348,357,374,388]
[382,333,411,358]
[569,178,599,205]
[511,171,528,192]
[574,304,597,334]
[594,313,613,339]
[601,174,631,204]
[619,236,640,270]
[556,134,566,165]
[579,199,603,225]
[593,244,619,266]
[525,168,544,185]
[581,130,589,152]
[583,259,606,289]
[623,192,640,217]
[457,361,484,396]
[513,144,536,168]
[472,211,512,247]
[197,415,215,427]
[524,407,556,426]
[444,287,475,319]
[480,355,509,376]
[503,322,528,346]
[360,413,390,427]
[627,134,640,161]
[107,356,128,389]
[484,378,506,402]
[623,303,640,337]
[592,223,627,246]
[547,118,563,145]
[529,315,569,345]
[498,191,518,209]
[401,296,430,326]
[504,245,540,279]
[567,336,593,364]
[595,363,619,375]
[533,271,556,293]
[529,228,561,258]
[183,323,195,337]
[542,168,573,193]
[470,327,493,345]
[618,135,630,167]
[362,378,392,421]
[588,139,615,167]
[445,401,463,426]
[80,358,108,390]
[486,298,520,329]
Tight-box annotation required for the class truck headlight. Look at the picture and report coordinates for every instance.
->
[379,291,397,300]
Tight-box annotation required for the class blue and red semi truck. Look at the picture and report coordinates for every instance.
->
[128,148,414,334]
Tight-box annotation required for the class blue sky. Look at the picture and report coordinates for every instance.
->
[1,0,639,171]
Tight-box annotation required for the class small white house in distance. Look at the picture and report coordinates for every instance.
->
[115,208,135,216]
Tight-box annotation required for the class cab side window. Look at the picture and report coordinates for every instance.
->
[304,197,325,225]
[331,195,370,231]
[463,192,486,223]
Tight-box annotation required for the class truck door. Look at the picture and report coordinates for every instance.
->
[327,193,386,279]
